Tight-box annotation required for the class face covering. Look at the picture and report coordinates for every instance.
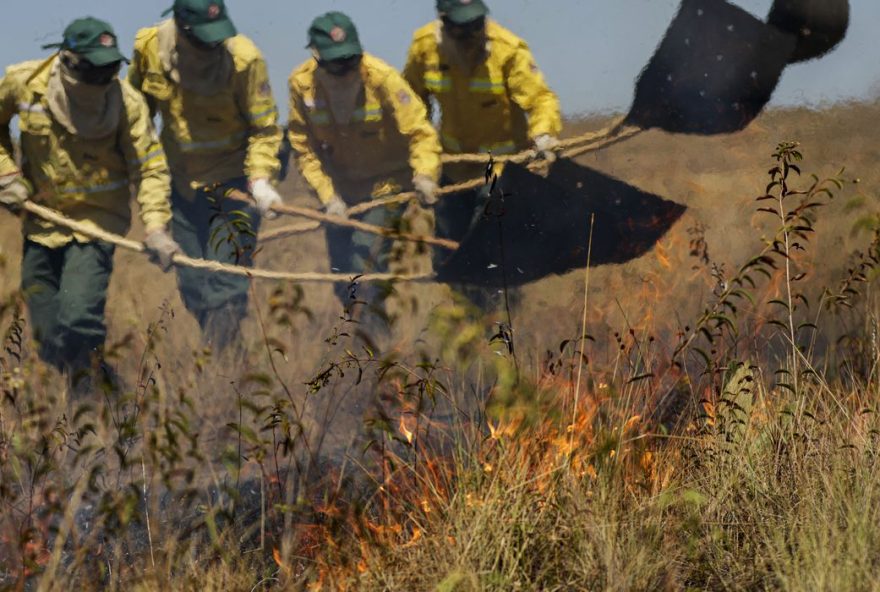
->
[178,23,225,51]
[442,17,486,41]
[440,18,488,70]
[314,58,364,125]
[46,53,123,139]
[61,53,121,86]
[157,18,233,95]
[318,55,362,77]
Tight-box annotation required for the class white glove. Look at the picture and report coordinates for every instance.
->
[249,178,283,219]
[533,134,560,163]
[144,228,182,272]
[0,176,30,212]
[324,195,348,219]
[412,174,440,206]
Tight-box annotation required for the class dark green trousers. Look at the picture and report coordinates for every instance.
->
[20,239,115,370]
[435,178,521,313]
[170,178,260,349]
[325,205,401,309]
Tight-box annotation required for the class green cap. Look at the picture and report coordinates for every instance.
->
[43,17,128,66]
[307,12,363,61]
[437,0,489,24]
[162,0,237,45]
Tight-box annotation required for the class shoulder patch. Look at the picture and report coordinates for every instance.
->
[396,89,412,106]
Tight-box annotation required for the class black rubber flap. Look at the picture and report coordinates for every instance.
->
[768,0,849,63]
[435,161,687,288]
[625,0,796,135]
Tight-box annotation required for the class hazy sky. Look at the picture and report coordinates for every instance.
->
[1,0,877,118]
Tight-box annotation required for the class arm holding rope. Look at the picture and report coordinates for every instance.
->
[506,39,562,161]
[286,72,339,209]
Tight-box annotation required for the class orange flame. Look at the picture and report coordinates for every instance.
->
[399,415,415,444]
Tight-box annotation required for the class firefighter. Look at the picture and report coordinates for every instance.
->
[404,0,562,311]
[0,17,178,377]
[129,0,283,352]
[288,12,442,319]
[404,0,562,182]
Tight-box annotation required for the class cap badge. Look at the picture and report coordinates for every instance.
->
[207,4,221,19]
[330,26,346,43]
[99,34,115,48]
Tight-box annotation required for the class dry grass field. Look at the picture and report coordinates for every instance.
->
[1,100,880,590]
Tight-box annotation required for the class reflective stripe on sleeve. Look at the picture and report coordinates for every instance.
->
[130,148,164,167]
[248,106,278,126]
[352,104,382,123]
[424,73,451,92]
[468,78,505,94]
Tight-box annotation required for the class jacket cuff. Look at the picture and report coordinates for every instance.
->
[414,167,441,184]
[142,213,171,234]
[247,165,280,183]
[316,185,337,205]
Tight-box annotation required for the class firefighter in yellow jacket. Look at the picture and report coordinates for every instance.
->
[0,17,178,375]
[129,0,283,351]
[288,12,442,312]
[404,0,562,182]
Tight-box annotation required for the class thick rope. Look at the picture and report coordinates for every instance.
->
[21,201,432,284]
[560,125,643,160]
[260,220,322,242]
[440,118,625,164]
[259,122,639,243]
[259,177,485,243]
[226,189,459,251]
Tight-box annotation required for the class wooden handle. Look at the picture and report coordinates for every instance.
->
[225,188,459,252]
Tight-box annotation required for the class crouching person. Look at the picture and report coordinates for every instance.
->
[0,18,179,381]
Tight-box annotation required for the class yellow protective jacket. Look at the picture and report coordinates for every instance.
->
[0,56,172,248]
[129,22,282,198]
[404,19,562,158]
[288,53,441,204]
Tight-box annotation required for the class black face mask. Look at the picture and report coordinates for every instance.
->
[61,53,121,86]
[176,19,224,51]
[442,16,486,40]
[318,54,362,77]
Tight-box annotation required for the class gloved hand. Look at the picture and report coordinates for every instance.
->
[0,176,31,213]
[412,174,440,206]
[324,194,348,219]
[249,178,283,219]
[533,134,560,163]
[144,228,182,272]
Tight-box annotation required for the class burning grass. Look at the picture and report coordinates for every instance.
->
[2,140,880,591]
